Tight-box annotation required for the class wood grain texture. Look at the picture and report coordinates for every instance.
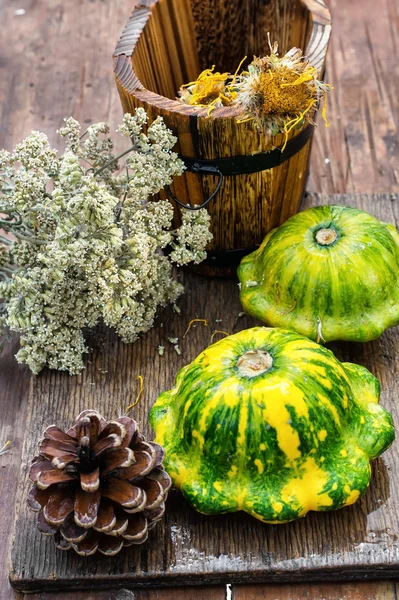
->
[0,1,131,154]
[235,580,397,599]
[308,0,399,195]
[114,0,331,256]
[24,581,399,600]
[0,340,31,600]
[26,586,225,600]
[9,193,399,593]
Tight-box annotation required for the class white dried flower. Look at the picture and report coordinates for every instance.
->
[12,130,58,172]
[118,108,148,137]
[0,149,11,169]
[169,208,212,265]
[0,109,212,373]
[58,117,81,152]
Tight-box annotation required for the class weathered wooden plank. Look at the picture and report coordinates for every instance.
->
[0,0,129,154]
[235,581,397,600]
[26,586,225,600]
[22,580,398,600]
[9,193,399,593]
[308,0,399,195]
[20,579,399,600]
[0,339,31,600]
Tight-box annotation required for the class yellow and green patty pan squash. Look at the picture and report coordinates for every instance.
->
[149,327,394,523]
[238,205,399,343]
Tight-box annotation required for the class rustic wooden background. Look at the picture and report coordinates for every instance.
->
[0,0,398,598]
[9,192,399,593]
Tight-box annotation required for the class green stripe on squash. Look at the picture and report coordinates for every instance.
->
[149,327,394,523]
[237,205,399,343]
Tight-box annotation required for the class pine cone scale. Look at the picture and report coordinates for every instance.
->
[29,457,53,481]
[87,414,103,446]
[115,451,155,480]
[36,469,76,490]
[67,410,106,442]
[72,530,98,556]
[116,416,137,447]
[74,488,101,528]
[135,441,157,461]
[56,537,72,551]
[92,435,122,457]
[40,438,79,461]
[97,535,124,556]
[60,513,87,543]
[98,421,125,439]
[28,410,172,556]
[145,503,166,527]
[38,511,59,536]
[108,512,129,537]
[43,425,79,447]
[27,486,50,512]
[102,478,144,509]
[140,479,164,510]
[93,500,116,533]
[80,467,100,492]
[148,468,172,491]
[52,453,79,469]
[101,448,135,477]
[150,442,165,466]
[123,514,147,541]
[123,496,147,514]
[43,488,74,526]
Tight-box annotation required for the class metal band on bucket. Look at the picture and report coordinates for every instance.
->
[166,124,313,268]
[166,124,313,210]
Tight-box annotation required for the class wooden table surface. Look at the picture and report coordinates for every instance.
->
[0,0,398,599]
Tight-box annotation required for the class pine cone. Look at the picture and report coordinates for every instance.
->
[27,409,171,556]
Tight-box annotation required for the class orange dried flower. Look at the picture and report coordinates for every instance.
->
[178,35,332,149]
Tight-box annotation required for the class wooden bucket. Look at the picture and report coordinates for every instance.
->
[114,0,331,275]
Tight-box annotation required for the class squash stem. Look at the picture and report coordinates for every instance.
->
[315,228,338,246]
[237,349,273,377]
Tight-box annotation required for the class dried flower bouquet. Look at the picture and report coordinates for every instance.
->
[0,109,212,374]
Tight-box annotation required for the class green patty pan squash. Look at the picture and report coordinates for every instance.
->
[238,205,399,343]
[149,327,394,523]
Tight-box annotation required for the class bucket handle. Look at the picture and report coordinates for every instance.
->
[166,164,223,211]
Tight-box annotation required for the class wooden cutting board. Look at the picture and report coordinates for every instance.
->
[10,193,399,593]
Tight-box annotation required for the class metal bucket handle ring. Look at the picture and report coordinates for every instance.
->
[166,164,223,211]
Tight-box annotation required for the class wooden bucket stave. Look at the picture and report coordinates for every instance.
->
[114,0,331,273]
